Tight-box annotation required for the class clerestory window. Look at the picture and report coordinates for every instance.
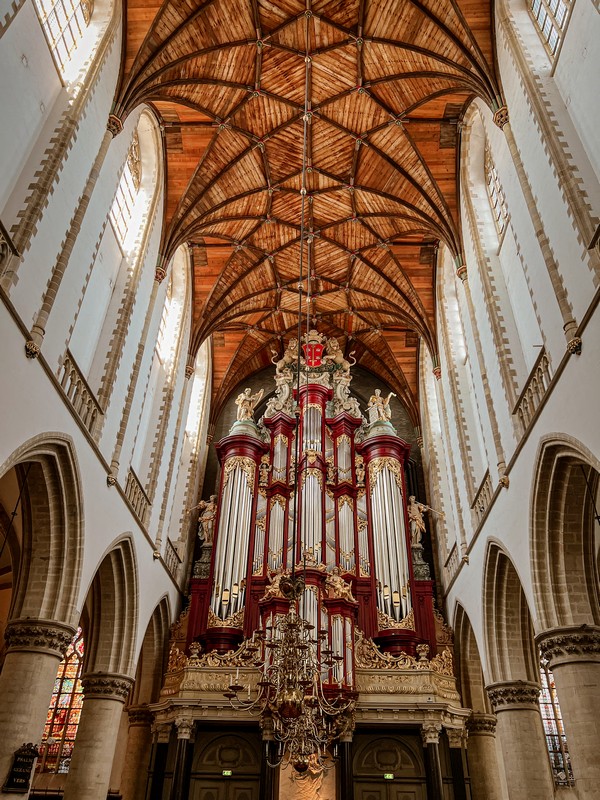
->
[109,132,142,248]
[530,0,571,57]
[33,0,93,75]
[484,148,508,239]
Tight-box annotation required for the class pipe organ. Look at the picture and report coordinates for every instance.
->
[188,330,437,679]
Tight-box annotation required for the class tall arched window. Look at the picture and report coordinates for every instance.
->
[66,112,161,402]
[38,628,84,774]
[530,0,572,57]
[539,655,574,785]
[33,0,92,74]
[484,147,508,238]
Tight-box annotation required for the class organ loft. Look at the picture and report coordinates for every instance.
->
[153,330,465,796]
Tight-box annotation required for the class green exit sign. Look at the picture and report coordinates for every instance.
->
[383,773,394,780]
[222,770,233,777]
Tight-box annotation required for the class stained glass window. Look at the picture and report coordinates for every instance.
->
[38,628,84,774]
[33,0,93,74]
[539,655,574,786]
[484,148,508,238]
[530,0,571,57]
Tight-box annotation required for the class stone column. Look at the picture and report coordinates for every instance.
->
[537,625,600,797]
[446,727,471,800]
[421,723,444,800]
[120,706,154,800]
[487,681,554,800]
[0,619,75,798]
[337,735,354,800]
[465,714,503,800]
[147,723,171,800]
[62,672,134,800]
[168,717,194,800]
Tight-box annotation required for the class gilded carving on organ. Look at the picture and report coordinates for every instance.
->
[325,567,355,601]
[258,455,271,486]
[271,337,299,375]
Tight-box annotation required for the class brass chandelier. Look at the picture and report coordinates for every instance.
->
[224,11,355,774]
[224,575,353,773]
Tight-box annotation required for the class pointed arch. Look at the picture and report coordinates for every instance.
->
[130,595,171,706]
[483,542,538,683]
[453,603,491,713]
[82,537,138,677]
[531,435,600,630]
[0,434,83,627]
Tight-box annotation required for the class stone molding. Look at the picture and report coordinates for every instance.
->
[486,681,540,712]
[107,114,123,137]
[128,706,154,727]
[4,619,76,657]
[537,625,600,667]
[421,723,442,746]
[467,713,497,736]
[82,672,134,702]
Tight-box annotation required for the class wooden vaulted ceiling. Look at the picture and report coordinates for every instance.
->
[117,0,501,425]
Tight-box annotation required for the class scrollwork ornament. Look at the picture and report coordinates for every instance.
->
[377,608,414,631]
[207,607,244,629]
[368,457,403,493]
[222,456,256,492]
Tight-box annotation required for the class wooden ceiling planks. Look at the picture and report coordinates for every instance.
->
[118,0,499,423]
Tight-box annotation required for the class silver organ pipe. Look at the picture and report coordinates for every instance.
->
[194,331,436,675]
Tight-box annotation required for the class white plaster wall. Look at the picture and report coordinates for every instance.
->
[0,308,181,668]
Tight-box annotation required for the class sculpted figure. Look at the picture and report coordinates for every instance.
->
[271,338,300,375]
[322,337,356,375]
[196,495,217,544]
[235,387,264,421]
[265,368,293,417]
[367,388,396,422]
[408,495,443,546]
[325,567,355,601]
[258,455,271,486]
[355,455,365,486]
[263,568,285,600]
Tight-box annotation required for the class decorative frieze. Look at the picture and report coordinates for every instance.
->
[4,619,75,657]
[354,632,454,677]
[486,681,540,712]
[82,672,134,702]
[536,625,600,666]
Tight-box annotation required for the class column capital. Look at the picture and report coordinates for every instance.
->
[82,672,134,702]
[467,712,497,736]
[127,705,154,727]
[152,722,172,744]
[175,717,195,740]
[445,727,467,748]
[107,114,124,137]
[536,625,600,667]
[4,618,76,657]
[486,680,540,712]
[493,105,509,129]
[421,722,442,746]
